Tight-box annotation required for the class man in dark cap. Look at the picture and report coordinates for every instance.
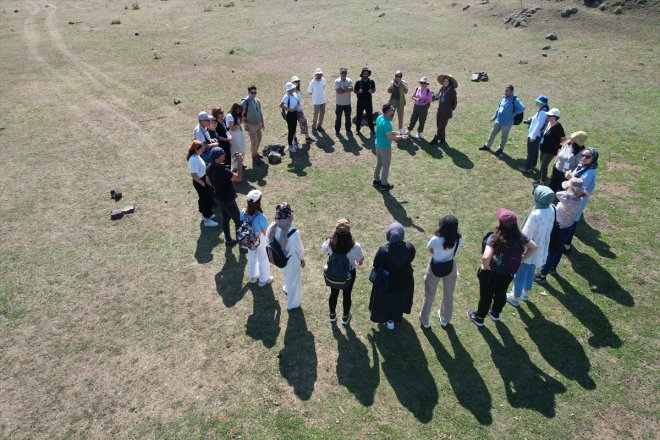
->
[354,67,376,134]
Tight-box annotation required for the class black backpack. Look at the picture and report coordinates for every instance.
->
[512,95,524,125]
[323,251,351,289]
[266,228,297,268]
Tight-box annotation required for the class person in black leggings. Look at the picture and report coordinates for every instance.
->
[280,81,300,153]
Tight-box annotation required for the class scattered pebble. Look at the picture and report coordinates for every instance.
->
[518,59,528,64]
[546,33,558,40]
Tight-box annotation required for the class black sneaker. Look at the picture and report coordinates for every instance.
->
[341,313,352,325]
[548,268,558,275]
[372,180,381,188]
[467,309,485,327]
[317,126,325,132]
[430,136,439,145]
[346,130,354,136]
[378,183,394,191]
[478,145,490,151]
[534,274,547,284]
[225,238,238,247]
[335,131,341,137]
[488,309,500,321]
[329,313,337,323]
[494,148,504,157]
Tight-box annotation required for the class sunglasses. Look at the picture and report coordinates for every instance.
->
[395,75,402,78]
[249,91,257,95]
[581,154,592,158]
[293,81,300,83]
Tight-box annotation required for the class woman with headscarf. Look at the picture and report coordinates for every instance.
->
[507,186,555,306]
[321,219,365,325]
[467,208,537,327]
[535,177,586,284]
[266,203,305,310]
[430,74,458,145]
[549,131,587,192]
[240,190,272,285]
[562,148,600,253]
[369,222,416,330]
[387,70,408,131]
[420,215,464,329]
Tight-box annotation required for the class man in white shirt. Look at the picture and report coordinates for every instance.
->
[307,68,327,132]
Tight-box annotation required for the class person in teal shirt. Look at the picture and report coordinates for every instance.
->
[373,103,409,191]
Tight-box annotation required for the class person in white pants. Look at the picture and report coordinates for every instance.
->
[226,102,247,171]
[267,203,305,310]
[240,190,272,287]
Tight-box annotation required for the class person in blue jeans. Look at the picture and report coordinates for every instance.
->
[479,84,525,157]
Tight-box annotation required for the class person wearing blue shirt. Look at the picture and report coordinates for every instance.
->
[479,84,525,157]
[373,103,408,191]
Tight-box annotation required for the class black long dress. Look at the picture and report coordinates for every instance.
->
[369,241,416,323]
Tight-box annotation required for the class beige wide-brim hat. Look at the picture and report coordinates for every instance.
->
[562,177,585,197]
[437,74,458,88]
[570,131,587,147]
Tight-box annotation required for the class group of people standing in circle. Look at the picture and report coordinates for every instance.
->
[185,67,602,330]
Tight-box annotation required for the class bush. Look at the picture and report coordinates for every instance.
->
[111,19,121,25]
[131,1,140,10]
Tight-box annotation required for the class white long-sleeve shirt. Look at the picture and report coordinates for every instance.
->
[528,109,548,140]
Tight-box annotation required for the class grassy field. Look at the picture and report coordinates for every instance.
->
[1,0,659,438]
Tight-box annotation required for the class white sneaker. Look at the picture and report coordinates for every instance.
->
[506,294,520,307]
[520,292,529,301]
[258,276,274,287]
[416,132,421,139]
[248,277,258,284]
[290,144,298,153]
[386,321,395,330]
[437,310,448,327]
[203,218,218,227]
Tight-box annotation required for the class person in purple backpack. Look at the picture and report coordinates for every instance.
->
[467,208,537,327]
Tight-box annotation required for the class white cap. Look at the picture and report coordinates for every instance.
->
[291,75,300,82]
[419,76,429,84]
[314,68,323,75]
[547,108,560,118]
[247,189,262,202]
[285,82,296,92]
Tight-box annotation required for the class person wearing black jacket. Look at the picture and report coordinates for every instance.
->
[211,108,232,167]
[354,67,376,134]
[206,147,243,246]
[538,108,566,185]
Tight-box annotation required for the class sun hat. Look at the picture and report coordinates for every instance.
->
[291,75,300,82]
[419,76,430,84]
[547,108,560,118]
[361,67,372,76]
[570,131,587,147]
[340,67,348,74]
[437,74,458,88]
[314,68,323,75]
[535,95,549,106]
[197,111,212,121]
[285,81,295,92]
[562,177,585,197]
[395,70,403,76]
[336,218,351,234]
[496,208,517,228]
[247,189,262,202]
[386,222,405,243]
[210,147,225,161]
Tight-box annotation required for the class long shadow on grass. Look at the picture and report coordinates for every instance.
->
[413,137,442,160]
[314,130,336,153]
[481,322,566,418]
[574,219,616,259]
[381,192,424,233]
[494,149,527,172]
[238,163,269,192]
[279,308,317,400]
[566,247,633,307]
[215,248,248,307]
[245,284,281,348]
[423,326,493,425]
[545,274,622,348]
[195,222,222,264]
[332,325,379,406]
[439,141,475,169]
[287,143,312,177]
[372,319,438,423]
[395,137,419,156]
[517,302,596,390]
[337,133,364,155]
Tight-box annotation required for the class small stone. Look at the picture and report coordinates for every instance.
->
[173,98,181,105]
[462,5,470,11]
[542,53,548,57]
[498,53,502,57]
[193,63,196,66]
[14,9,19,13]
[542,45,551,50]
[561,8,572,17]
[613,6,622,14]
[378,12,385,17]
[571,7,579,14]
[134,32,139,36]
[599,4,608,11]
[518,59,528,64]
[546,33,558,40]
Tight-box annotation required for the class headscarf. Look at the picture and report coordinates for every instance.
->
[268,203,294,248]
[386,222,404,244]
[533,185,555,210]
[573,147,599,178]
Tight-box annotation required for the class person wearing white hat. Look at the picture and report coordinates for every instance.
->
[307,68,327,132]
[538,108,566,185]
[240,190,272,286]
[280,82,301,153]
[407,77,434,139]
[291,76,311,144]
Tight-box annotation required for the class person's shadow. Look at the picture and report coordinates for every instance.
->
[332,325,379,406]
[481,322,566,418]
[423,326,493,425]
[240,161,269,190]
[394,137,419,156]
[215,247,248,307]
[287,142,313,177]
[567,248,634,307]
[338,133,363,155]
[380,192,424,233]
[517,303,596,390]
[245,284,281,349]
[278,308,317,400]
[314,130,336,154]
[372,319,438,423]
[439,141,475,169]
[573,219,617,259]
[414,137,442,160]
[496,150,527,172]
[194,221,222,264]
[545,274,623,348]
